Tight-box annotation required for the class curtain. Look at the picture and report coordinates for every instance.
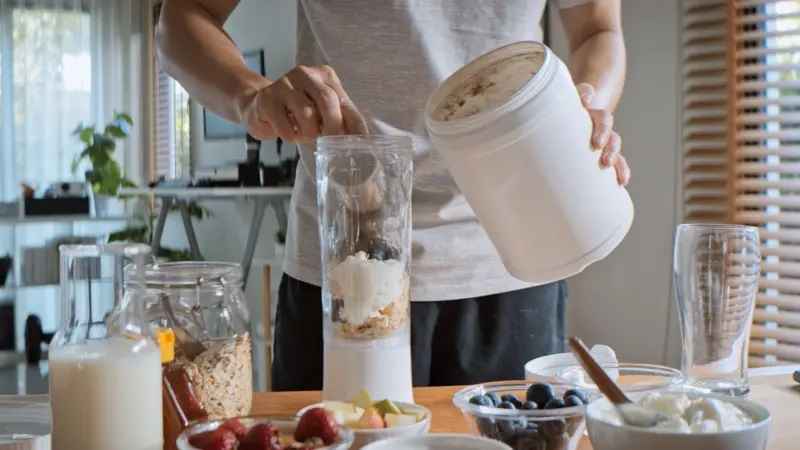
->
[0,0,147,203]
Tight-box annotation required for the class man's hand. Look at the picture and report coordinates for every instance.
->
[576,82,630,186]
[238,65,369,143]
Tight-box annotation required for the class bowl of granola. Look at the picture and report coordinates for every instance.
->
[177,409,354,450]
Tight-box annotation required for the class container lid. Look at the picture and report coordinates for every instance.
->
[0,396,51,450]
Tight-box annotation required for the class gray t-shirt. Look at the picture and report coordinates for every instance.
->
[284,0,591,301]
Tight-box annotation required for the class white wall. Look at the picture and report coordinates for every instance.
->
[550,0,683,366]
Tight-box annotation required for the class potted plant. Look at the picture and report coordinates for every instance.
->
[71,112,137,217]
[108,199,211,262]
[275,230,286,259]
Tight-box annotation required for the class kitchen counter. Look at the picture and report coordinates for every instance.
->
[251,366,800,449]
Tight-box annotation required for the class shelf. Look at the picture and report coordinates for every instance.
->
[0,215,129,225]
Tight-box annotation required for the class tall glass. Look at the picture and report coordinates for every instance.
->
[673,224,761,396]
[317,135,414,402]
[49,244,163,450]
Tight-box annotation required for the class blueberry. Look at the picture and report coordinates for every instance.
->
[563,395,583,407]
[563,388,589,405]
[526,383,555,408]
[497,401,516,410]
[515,431,546,450]
[522,401,538,410]
[476,417,500,439]
[469,394,493,407]
[539,418,567,438]
[368,248,385,261]
[498,419,523,446]
[544,398,566,409]
[384,246,400,260]
[501,394,523,408]
[486,392,502,406]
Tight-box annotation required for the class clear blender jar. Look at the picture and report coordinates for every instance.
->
[49,243,163,450]
[317,135,414,403]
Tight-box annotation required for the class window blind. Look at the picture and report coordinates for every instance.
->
[682,0,800,367]
[151,2,191,181]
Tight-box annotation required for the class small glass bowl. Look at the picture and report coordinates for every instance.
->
[553,363,684,394]
[176,416,354,450]
[453,381,594,450]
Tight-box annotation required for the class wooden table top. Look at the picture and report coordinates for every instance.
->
[252,369,800,449]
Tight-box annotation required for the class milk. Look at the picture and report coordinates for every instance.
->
[49,338,163,450]
[323,332,414,403]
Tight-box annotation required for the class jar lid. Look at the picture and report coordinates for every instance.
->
[129,262,244,289]
[156,328,176,363]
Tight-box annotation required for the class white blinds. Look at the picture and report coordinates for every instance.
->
[151,2,191,181]
[682,0,730,224]
[682,0,800,367]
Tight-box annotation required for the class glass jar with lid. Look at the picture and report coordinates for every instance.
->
[111,261,253,420]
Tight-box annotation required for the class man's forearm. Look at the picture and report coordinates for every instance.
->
[156,0,269,123]
[567,30,626,112]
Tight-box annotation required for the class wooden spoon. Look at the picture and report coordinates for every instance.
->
[568,336,669,428]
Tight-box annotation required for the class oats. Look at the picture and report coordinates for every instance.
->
[177,333,252,420]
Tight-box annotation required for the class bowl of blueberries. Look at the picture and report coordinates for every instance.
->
[453,381,593,450]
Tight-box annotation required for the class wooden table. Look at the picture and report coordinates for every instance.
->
[252,366,800,449]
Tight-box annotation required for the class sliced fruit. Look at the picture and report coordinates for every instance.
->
[399,406,426,422]
[350,388,374,410]
[385,413,418,428]
[294,406,341,445]
[373,399,401,417]
[239,423,281,450]
[187,428,237,450]
[320,401,364,424]
[218,418,249,440]
[349,406,385,430]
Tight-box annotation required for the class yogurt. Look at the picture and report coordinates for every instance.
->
[598,393,753,434]
[328,251,406,325]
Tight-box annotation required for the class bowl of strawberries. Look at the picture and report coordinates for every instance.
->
[177,407,354,450]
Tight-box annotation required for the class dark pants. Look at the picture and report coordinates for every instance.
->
[272,274,567,391]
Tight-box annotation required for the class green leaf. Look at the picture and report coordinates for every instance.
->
[104,124,126,138]
[115,112,134,127]
[78,126,95,144]
[72,122,85,136]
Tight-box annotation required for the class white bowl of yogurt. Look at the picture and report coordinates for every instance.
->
[586,391,770,450]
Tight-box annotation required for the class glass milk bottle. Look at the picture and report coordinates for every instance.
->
[317,135,414,403]
[49,244,163,450]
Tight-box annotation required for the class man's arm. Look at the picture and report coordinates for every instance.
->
[156,0,365,142]
[156,0,266,124]
[559,0,625,112]
[559,0,629,185]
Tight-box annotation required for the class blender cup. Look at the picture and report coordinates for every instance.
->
[317,135,414,402]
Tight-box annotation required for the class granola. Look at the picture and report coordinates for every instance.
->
[176,332,252,420]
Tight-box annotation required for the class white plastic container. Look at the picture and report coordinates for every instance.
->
[425,41,634,283]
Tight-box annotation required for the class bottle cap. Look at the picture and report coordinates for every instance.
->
[156,327,176,363]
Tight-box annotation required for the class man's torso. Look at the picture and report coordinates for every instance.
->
[285,0,554,301]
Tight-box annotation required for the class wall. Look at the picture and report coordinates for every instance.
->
[549,0,683,366]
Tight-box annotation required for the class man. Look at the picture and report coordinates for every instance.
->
[157,0,628,390]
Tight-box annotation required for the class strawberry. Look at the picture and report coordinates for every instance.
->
[239,422,282,450]
[187,428,237,450]
[294,407,340,446]
[219,418,249,440]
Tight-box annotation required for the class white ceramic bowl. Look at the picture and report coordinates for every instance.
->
[361,434,513,450]
[297,402,431,450]
[586,393,771,450]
